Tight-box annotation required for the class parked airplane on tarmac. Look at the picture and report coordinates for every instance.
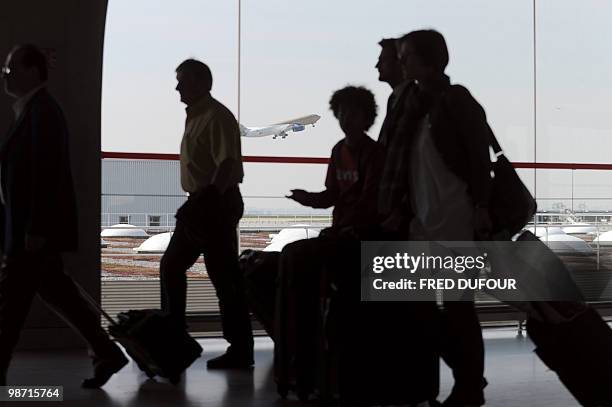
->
[240,114,320,139]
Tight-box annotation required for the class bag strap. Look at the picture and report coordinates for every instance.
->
[438,86,504,157]
[487,124,504,156]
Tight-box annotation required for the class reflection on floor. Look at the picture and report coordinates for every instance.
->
[7,329,578,406]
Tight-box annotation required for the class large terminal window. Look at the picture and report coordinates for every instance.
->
[101,1,612,330]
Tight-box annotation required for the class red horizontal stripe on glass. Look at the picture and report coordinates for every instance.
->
[101,152,612,170]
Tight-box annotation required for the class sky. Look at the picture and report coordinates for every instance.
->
[101,0,612,211]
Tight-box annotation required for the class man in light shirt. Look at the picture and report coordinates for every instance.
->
[160,59,253,369]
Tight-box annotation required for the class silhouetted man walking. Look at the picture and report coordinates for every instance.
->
[375,37,405,148]
[376,37,417,233]
[393,30,491,407]
[160,59,253,369]
[0,44,127,388]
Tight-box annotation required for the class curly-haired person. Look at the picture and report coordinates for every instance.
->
[287,85,384,230]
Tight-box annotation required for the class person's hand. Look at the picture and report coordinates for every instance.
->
[474,206,493,240]
[25,234,46,252]
[286,189,309,205]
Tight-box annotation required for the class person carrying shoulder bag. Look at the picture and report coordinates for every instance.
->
[392,30,493,407]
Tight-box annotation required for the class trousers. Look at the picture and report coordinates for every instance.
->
[160,186,253,355]
[0,251,118,377]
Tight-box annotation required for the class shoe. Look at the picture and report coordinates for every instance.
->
[442,378,487,406]
[81,349,128,388]
[206,351,254,369]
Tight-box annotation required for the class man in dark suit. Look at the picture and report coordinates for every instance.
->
[0,44,127,387]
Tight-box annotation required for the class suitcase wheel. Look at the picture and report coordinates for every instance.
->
[277,383,289,399]
[136,362,155,379]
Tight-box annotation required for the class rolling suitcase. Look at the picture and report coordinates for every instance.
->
[494,231,612,405]
[527,306,612,406]
[333,239,441,406]
[274,245,330,402]
[79,286,202,384]
[335,285,441,405]
[108,309,203,384]
[274,238,441,405]
[239,249,280,337]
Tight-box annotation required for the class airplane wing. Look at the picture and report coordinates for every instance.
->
[274,114,321,126]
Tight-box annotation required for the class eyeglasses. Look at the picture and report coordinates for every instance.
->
[0,66,10,77]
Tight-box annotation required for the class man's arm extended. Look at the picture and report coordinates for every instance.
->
[287,148,338,208]
[287,188,337,209]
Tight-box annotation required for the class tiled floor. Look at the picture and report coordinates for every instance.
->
[5,329,579,406]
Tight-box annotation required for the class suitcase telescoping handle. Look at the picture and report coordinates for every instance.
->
[74,281,119,327]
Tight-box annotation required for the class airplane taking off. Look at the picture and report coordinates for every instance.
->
[240,114,320,139]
